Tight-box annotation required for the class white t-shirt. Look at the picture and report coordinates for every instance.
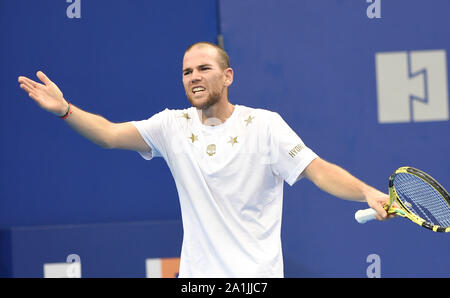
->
[132,104,318,277]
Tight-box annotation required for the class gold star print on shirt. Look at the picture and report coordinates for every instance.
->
[228,136,238,146]
[181,112,191,121]
[189,133,199,143]
[244,115,254,126]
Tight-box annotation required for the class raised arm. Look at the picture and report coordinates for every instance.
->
[303,157,392,220]
[18,71,150,152]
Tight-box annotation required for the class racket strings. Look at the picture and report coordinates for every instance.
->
[394,173,450,228]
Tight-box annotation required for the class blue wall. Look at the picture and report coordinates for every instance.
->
[0,0,218,226]
[1,0,449,277]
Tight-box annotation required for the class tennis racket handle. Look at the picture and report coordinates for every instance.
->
[355,208,377,224]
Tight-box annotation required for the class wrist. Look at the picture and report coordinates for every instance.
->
[362,186,385,203]
[59,100,72,119]
[360,185,376,203]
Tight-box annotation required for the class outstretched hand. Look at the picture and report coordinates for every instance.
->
[18,71,68,117]
[365,189,396,221]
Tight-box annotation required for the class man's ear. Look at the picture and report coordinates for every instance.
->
[224,67,233,87]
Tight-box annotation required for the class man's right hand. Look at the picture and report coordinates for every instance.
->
[18,71,69,117]
[18,70,151,153]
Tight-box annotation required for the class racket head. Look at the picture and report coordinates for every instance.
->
[388,167,450,232]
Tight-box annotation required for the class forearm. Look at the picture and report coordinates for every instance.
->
[305,158,383,202]
[64,103,116,149]
[18,72,125,150]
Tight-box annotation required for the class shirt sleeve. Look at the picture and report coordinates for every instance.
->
[268,112,318,186]
[131,109,169,160]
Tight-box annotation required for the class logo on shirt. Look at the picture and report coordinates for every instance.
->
[289,143,305,158]
[206,144,216,156]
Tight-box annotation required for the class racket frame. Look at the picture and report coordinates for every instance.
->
[387,166,450,233]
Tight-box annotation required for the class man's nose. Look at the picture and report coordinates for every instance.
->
[190,70,202,83]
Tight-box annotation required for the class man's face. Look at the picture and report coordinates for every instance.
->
[182,45,232,109]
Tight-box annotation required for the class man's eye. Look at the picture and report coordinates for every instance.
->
[200,67,210,71]
[183,71,191,75]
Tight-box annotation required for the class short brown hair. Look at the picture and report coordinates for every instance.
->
[184,41,230,70]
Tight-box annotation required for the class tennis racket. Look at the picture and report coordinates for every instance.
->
[355,166,450,232]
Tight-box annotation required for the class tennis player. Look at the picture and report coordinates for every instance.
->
[18,42,392,278]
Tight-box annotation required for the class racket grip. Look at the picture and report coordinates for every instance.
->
[355,208,377,224]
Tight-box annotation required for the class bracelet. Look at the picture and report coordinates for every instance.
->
[59,102,72,119]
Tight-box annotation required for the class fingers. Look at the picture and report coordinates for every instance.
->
[19,78,35,91]
[19,83,37,98]
[18,76,40,100]
[18,72,54,99]
[391,202,401,209]
[19,83,31,93]
[18,76,43,89]
[36,71,52,85]
[377,211,396,221]
[374,205,398,221]
[372,204,388,220]
[18,78,35,95]
[386,213,397,220]
[18,73,49,87]
[18,75,35,86]
[364,190,396,222]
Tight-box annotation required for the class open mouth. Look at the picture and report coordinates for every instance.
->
[192,86,206,94]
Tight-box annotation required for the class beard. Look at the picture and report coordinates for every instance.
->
[186,86,225,110]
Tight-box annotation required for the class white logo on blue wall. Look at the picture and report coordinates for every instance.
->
[366,0,381,19]
[375,50,449,123]
[66,0,81,19]
[366,253,381,278]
